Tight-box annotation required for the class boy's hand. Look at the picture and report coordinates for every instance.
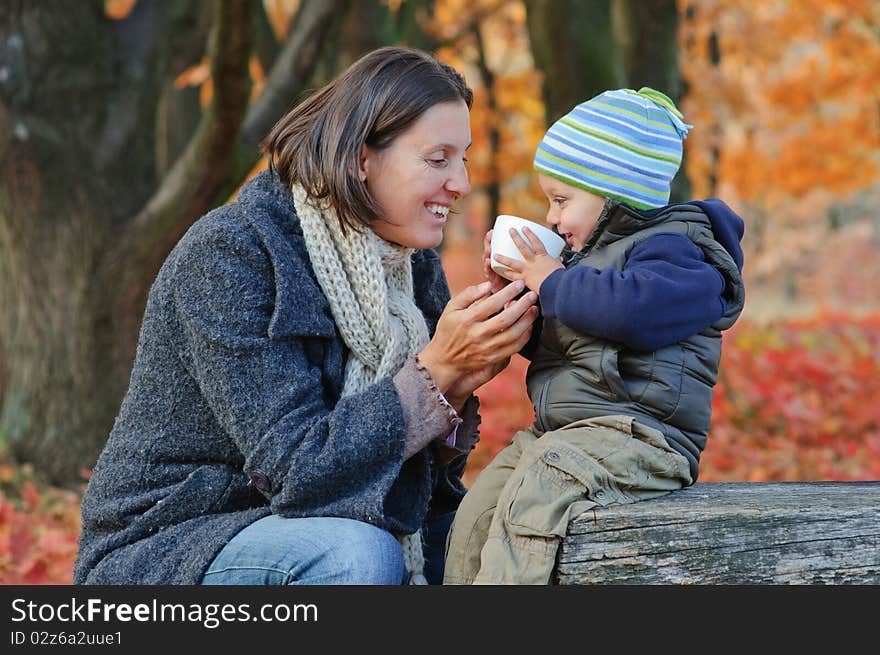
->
[492,226,564,294]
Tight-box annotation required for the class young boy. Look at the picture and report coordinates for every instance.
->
[443,88,746,584]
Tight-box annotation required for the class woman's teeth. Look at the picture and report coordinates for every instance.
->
[426,204,449,218]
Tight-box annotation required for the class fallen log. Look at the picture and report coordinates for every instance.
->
[555,481,880,584]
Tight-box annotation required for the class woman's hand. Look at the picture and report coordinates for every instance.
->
[418,278,539,410]
[482,229,509,295]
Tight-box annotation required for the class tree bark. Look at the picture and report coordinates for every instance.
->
[524,0,624,125]
[0,0,347,486]
[0,0,177,485]
[613,0,681,100]
[556,482,880,584]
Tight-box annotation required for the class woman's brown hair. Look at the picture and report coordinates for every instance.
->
[262,46,473,232]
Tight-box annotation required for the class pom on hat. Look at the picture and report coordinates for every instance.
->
[533,87,692,210]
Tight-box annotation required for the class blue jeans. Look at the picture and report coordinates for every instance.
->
[201,512,455,585]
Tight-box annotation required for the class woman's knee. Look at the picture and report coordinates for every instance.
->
[323,519,406,585]
[204,515,405,585]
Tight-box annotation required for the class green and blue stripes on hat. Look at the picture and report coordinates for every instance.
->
[534,87,692,210]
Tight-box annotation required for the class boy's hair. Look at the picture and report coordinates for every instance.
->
[533,87,691,210]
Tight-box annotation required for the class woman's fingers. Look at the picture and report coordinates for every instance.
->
[475,304,539,363]
[446,280,492,311]
[484,290,538,336]
[464,279,528,320]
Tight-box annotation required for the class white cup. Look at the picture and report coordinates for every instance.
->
[490,214,566,280]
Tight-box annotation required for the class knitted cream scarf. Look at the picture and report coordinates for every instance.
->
[291,184,431,585]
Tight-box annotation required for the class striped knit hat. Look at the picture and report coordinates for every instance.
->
[534,87,692,210]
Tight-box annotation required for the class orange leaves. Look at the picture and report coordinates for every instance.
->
[175,56,268,111]
[0,466,82,584]
[0,445,84,584]
[680,0,880,204]
[263,0,301,40]
[174,59,213,109]
[679,0,880,310]
[104,0,137,21]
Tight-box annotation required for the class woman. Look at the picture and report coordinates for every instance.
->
[73,46,539,585]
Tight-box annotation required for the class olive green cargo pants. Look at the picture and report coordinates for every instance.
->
[443,415,692,585]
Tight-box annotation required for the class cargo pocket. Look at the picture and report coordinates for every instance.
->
[502,438,615,539]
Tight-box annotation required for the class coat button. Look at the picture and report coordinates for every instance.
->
[545,451,560,462]
[594,489,606,500]
[248,470,271,492]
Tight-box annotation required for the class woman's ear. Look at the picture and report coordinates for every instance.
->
[357,144,371,182]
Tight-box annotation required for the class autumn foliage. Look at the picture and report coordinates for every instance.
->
[3,0,879,584]
[700,312,880,482]
[0,461,82,584]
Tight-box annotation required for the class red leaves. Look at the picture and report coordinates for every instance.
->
[463,356,534,487]
[0,465,82,585]
[701,312,880,481]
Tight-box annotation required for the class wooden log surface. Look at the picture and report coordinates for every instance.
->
[555,482,880,584]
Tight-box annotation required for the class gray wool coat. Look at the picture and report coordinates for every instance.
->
[74,170,473,585]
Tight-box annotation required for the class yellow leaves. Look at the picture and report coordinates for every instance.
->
[429,0,479,40]
[679,0,880,311]
[431,0,545,227]
[104,0,136,20]
[428,0,526,44]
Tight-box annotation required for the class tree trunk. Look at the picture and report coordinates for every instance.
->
[0,0,346,486]
[613,0,681,100]
[612,0,690,201]
[525,0,690,200]
[0,0,176,485]
[332,0,437,75]
[524,0,624,125]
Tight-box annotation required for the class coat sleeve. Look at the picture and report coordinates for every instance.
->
[170,222,431,534]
